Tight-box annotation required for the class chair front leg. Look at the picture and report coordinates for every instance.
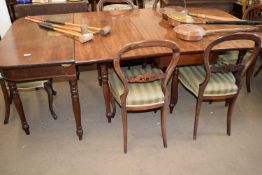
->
[121,107,128,154]
[1,79,11,124]
[161,104,167,148]
[193,98,203,140]
[44,81,58,120]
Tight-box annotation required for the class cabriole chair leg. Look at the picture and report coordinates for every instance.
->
[44,81,58,120]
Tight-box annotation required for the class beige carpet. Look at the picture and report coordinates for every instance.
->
[0,63,261,175]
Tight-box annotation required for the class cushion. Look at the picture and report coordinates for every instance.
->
[218,51,250,65]
[108,67,164,107]
[16,81,46,90]
[103,4,137,11]
[0,73,46,90]
[178,65,238,96]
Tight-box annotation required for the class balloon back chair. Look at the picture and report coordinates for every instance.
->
[218,3,262,92]
[244,3,262,78]
[170,33,261,140]
[97,0,137,11]
[108,40,180,153]
[95,0,137,89]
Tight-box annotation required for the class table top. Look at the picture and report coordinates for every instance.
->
[74,8,262,64]
[0,14,74,69]
[0,7,261,69]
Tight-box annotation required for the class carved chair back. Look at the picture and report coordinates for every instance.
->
[97,0,136,11]
[113,40,180,108]
[200,33,261,98]
[243,3,262,20]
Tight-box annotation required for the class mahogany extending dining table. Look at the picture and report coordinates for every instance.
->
[0,8,261,139]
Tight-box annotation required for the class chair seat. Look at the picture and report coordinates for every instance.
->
[103,4,138,11]
[16,81,47,90]
[0,73,46,90]
[179,65,238,96]
[109,67,164,107]
[218,51,250,64]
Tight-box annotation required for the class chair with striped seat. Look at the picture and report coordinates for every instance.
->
[170,33,261,140]
[108,40,180,153]
[0,73,57,127]
[217,3,262,92]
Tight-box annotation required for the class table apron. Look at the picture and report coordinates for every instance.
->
[1,64,77,82]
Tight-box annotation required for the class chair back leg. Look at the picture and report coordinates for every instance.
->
[246,58,258,92]
[254,62,262,77]
[169,69,179,114]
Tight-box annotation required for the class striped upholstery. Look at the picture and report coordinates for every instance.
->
[218,51,250,65]
[108,67,164,107]
[103,4,138,11]
[179,65,238,96]
[16,81,46,90]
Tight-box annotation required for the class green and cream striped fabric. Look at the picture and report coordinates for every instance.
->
[218,51,250,65]
[179,65,238,96]
[108,67,164,107]
[15,81,46,90]
[103,4,138,11]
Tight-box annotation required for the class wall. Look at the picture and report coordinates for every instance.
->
[0,0,12,38]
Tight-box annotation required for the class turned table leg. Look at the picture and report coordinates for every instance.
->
[100,64,113,123]
[8,82,30,135]
[69,79,83,140]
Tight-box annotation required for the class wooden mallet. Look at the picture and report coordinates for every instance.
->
[27,16,89,34]
[25,16,87,34]
[36,18,112,36]
[38,22,93,43]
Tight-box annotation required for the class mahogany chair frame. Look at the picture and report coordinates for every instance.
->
[111,40,180,153]
[170,33,261,140]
